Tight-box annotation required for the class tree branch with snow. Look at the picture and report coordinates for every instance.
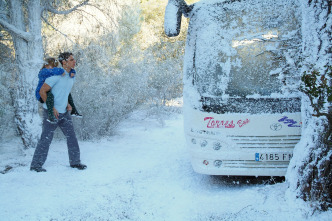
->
[45,0,89,15]
[0,18,33,41]
[41,15,75,44]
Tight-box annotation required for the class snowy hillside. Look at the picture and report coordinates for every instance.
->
[0,108,331,220]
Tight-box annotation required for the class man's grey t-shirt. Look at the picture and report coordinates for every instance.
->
[43,70,75,113]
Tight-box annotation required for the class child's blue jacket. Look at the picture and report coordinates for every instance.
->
[35,68,76,101]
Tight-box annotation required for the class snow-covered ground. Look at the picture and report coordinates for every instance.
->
[0,108,331,221]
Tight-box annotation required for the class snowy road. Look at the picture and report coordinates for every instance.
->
[0,111,330,220]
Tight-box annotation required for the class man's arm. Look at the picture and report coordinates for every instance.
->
[39,83,51,103]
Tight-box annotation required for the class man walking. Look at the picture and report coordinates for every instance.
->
[30,52,87,172]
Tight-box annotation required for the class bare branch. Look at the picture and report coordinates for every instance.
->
[46,0,89,15]
[74,8,115,33]
[0,18,33,41]
[41,15,74,44]
[86,3,119,28]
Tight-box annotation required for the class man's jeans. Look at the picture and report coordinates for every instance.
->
[31,109,81,168]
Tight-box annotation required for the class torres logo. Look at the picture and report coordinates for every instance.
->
[204,117,250,129]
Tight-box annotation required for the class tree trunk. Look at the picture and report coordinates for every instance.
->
[10,0,43,148]
[296,115,332,210]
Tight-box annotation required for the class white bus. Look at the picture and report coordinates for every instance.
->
[165,0,302,176]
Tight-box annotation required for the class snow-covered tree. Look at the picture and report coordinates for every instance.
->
[0,37,16,142]
[287,0,332,211]
[0,0,89,148]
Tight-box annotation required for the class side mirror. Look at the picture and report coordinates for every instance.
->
[164,0,192,37]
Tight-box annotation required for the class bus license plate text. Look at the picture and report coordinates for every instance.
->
[255,153,293,161]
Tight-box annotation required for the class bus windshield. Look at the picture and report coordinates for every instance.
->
[189,0,301,99]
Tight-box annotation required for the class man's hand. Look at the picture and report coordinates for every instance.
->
[53,107,59,119]
[67,104,72,112]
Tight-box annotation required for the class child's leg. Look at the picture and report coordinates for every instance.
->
[46,91,57,123]
[68,93,82,117]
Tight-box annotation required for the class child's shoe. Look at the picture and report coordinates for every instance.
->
[47,117,58,124]
[71,110,83,118]
[47,108,58,124]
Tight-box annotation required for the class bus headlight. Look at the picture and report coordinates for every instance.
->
[201,140,208,147]
[203,160,209,165]
[213,142,222,150]
[214,160,222,168]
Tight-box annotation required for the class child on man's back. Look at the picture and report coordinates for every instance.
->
[35,57,82,123]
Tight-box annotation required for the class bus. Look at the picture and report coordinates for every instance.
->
[165,0,302,176]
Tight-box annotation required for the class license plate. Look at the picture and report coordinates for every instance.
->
[255,153,293,161]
